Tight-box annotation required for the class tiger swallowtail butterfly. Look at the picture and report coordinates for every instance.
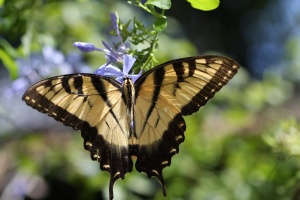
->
[23,55,239,199]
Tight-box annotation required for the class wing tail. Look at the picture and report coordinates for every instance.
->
[131,114,185,196]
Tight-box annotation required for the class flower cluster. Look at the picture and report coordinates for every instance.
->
[73,13,141,84]
[3,46,90,98]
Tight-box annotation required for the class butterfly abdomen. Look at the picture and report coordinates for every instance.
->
[122,77,136,138]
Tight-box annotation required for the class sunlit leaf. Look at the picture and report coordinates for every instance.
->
[187,0,219,11]
[153,17,167,32]
[145,0,171,10]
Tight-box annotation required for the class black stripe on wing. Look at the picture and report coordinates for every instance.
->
[139,67,165,134]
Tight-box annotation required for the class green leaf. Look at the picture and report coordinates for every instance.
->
[153,17,167,32]
[145,0,171,10]
[187,0,220,11]
[0,49,18,79]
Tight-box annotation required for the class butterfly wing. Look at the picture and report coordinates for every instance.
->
[132,55,239,194]
[22,74,132,199]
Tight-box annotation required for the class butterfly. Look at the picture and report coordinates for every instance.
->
[22,55,239,199]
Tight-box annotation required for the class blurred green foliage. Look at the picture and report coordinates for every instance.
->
[0,0,300,200]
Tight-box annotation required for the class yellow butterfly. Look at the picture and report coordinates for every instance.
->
[23,55,239,199]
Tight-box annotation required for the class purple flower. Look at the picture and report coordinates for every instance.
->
[101,41,123,64]
[74,41,141,84]
[74,12,141,84]
[94,54,141,84]
[4,46,90,98]
[110,13,125,47]
[73,42,102,53]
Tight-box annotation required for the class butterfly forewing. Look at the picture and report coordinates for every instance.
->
[132,55,239,193]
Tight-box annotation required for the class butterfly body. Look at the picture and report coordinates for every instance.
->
[23,55,239,199]
[122,77,135,137]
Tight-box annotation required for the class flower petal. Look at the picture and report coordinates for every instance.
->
[110,13,118,32]
[110,13,125,47]
[129,69,142,83]
[123,54,136,75]
[94,64,123,77]
[115,76,124,84]
[102,41,122,63]
[73,42,97,52]
[129,74,141,83]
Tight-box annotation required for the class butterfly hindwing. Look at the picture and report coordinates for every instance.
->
[132,55,239,193]
[22,74,133,199]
